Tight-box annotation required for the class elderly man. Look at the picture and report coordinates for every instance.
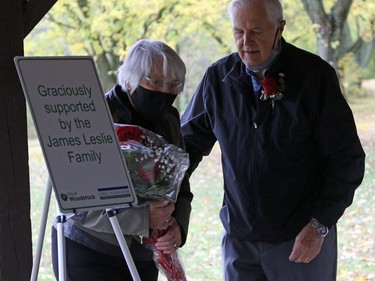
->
[181,0,365,280]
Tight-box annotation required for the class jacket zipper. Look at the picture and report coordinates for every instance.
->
[251,115,260,230]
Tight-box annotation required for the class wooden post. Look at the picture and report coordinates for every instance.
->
[0,0,32,280]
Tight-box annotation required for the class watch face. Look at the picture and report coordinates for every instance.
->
[318,225,328,236]
[310,219,329,237]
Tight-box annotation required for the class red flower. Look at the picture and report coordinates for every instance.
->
[115,125,144,144]
[261,77,278,96]
[136,162,160,182]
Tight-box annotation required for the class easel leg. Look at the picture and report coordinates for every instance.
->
[56,213,67,281]
[106,209,141,281]
[30,177,68,281]
[30,177,52,281]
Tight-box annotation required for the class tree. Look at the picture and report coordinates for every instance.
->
[26,0,230,91]
[40,0,185,90]
[300,0,375,69]
[25,0,375,101]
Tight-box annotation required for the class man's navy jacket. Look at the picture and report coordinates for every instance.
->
[181,38,365,243]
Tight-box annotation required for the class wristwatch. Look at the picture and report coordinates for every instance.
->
[310,218,329,237]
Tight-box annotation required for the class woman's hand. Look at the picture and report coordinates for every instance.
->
[149,200,175,230]
[154,219,182,254]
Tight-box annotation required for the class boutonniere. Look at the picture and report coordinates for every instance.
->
[260,73,285,112]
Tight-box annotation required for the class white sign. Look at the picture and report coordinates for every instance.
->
[14,56,137,212]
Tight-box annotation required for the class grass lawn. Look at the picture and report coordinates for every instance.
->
[29,94,375,281]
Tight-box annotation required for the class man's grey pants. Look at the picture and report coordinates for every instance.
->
[222,226,337,281]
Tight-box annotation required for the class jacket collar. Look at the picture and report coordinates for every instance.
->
[264,37,288,78]
[223,54,250,88]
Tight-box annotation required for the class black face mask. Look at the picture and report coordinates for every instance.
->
[130,86,177,121]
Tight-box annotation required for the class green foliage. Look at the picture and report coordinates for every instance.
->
[25,0,374,102]
[282,0,317,52]
[300,0,375,65]
[338,53,366,97]
[348,0,375,42]
[362,52,375,79]
[25,0,232,93]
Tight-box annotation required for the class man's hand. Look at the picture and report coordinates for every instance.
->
[289,223,324,263]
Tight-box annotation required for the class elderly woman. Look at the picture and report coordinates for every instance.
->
[52,39,192,281]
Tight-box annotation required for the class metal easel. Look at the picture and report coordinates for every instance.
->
[30,177,141,281]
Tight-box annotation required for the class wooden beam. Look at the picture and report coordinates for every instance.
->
[0,0,32,280]
[0,0,56,279]
[23,0,58,38]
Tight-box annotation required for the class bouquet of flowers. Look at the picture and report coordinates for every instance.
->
[115,123,189,281]
[115,123,189,204]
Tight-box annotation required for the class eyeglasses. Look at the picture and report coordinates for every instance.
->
[144,76,184,91]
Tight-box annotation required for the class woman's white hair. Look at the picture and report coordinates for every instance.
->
[228,0,283,23]
[117,39,186,93]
